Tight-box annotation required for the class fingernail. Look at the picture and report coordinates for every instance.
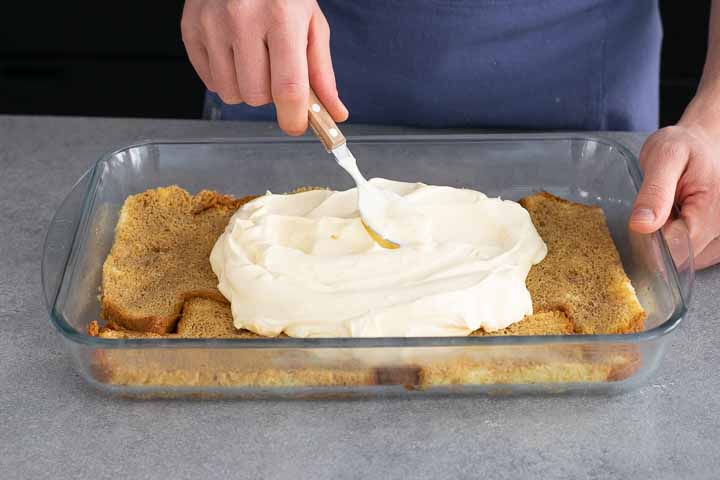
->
[631,208,656,224]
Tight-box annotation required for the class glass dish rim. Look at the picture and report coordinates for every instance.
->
[44,133,689,350]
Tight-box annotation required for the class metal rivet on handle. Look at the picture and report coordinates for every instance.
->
[329,128,338,138]
[311,103,321,113]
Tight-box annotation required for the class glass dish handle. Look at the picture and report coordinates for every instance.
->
[662,212,695,306]
[41,170,92,312]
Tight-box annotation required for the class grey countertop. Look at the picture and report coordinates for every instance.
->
[1,115,718,480]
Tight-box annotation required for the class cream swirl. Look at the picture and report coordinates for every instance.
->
[209,179,547,337]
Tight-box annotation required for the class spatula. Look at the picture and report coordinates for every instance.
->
[307,89,400,249]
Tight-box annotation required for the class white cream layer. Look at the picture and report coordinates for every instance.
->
[210,180,547,337]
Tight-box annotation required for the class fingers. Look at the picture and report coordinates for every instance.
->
[695,236,720,270]
[679,193,720,260]
[635,126,720,268]
[182,0,242,104]
[181,1,215,91]
[181,0,344,136]
[233,39,272,107]
[206,38,243,105]
[308,11,348,122]
[267,23,310,135]
[629,224,666,275]
[672,138,720,259]
[184,42,215,92]
[661,218,691,269]
[630,139,689,233]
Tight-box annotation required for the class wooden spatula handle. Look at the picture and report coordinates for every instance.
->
[308,89,346,151]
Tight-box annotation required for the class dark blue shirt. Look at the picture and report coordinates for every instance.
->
[206,0,661,131]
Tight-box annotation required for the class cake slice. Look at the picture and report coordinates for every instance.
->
[519,192,645,334]
[100,186,256,333]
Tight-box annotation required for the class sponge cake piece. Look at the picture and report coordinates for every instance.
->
[471,310,573,336]
[100,186,256,334]
[177,297,273,338]
[520,192,645,334]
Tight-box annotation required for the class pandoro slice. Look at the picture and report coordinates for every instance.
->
[100,186,256,333]
[177,297,275,338]
[520,192,646,334]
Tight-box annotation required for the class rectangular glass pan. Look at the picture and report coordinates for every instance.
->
[43,134,693,398]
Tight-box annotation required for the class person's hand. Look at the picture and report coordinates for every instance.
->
[181,0,348,135]
[630,123,720,269]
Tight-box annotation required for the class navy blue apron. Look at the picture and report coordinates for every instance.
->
[205,0,661,131]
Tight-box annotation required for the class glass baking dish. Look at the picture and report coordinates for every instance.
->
[43,134,693,398]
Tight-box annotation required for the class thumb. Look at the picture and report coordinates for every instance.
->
[630,142,688,233]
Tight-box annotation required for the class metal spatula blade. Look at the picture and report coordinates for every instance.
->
[307,89,400,248]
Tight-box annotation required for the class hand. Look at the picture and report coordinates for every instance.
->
[630,124,720,269]
[181,0,348,135]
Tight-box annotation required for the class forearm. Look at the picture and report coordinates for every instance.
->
[680,0,720,134]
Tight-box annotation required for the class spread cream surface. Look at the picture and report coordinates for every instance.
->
[210,180,547,338]
[333,144,427,246]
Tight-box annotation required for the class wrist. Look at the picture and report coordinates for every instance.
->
[678,87,720,138]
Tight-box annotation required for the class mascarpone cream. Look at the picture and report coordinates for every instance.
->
[210,180,547,337]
